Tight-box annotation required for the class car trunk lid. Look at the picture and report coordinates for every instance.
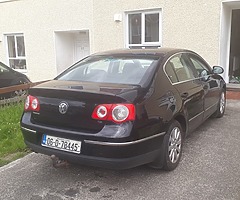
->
[29,80,141,133]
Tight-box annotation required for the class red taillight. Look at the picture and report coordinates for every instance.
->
[92,104,135,123]
[92,104,111,120]
[24,95,40,112]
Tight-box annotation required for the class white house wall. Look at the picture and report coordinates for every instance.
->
[92,0,222,66]
[0,0,231,81]
[0,0,93,81]
[92,0,165,53]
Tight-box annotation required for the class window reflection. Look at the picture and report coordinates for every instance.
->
[6,34,27,70]
[17,36,26,57]
[129,14,141,44]
[145,13,159,42]
[9,59,26,70]
[7,36,16,58]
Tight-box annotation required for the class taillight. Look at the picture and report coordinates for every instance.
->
[92,104,111,120]
[24,95,40,112]
[92,104,135,123]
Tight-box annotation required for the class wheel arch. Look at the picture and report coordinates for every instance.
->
[174,114,188,138]
[220,78,226,92]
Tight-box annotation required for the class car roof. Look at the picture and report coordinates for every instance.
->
[91,48,193,57]
[0,61,11,69]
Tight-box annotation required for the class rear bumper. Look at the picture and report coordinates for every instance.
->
[21,125,165,169]
[25,141,161,169]
[21,111,165,169]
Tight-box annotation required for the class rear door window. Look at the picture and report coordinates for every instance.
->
[165,62,178,83]
[187,54,211,78]
[165,54,195,83]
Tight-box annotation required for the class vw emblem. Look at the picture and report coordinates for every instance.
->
[59,102,69,114]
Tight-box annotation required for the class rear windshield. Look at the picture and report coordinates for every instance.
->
[56,55,159,86]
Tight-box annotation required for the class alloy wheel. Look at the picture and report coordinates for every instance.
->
[220,92,225,114]
[168,127,182,164]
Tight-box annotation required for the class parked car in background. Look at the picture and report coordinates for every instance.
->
[21,48,226,171]
[0,61,31,99]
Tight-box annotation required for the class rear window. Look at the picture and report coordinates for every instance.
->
[56,55,159,85]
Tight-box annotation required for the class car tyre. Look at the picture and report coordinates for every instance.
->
[162,120,183,171]
[212,90,226,118]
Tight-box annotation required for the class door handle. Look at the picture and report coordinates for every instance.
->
[181,92,189,99]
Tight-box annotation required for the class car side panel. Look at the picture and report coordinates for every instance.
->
[162,52,205,134]
[131,60,180,141]
[202,75,221,119]
[0,71,16,88]
[185,53,222,120]
[173,80,204,133]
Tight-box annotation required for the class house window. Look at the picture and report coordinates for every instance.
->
[6,34,27,71]
[126,10,162,49]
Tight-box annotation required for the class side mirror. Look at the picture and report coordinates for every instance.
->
[212,66,224,74]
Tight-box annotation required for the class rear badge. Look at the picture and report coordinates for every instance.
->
[59,102,69,114]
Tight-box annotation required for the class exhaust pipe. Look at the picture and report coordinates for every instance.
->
[50,155,70,168]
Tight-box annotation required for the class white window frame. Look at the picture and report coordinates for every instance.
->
[125,9,162,48]
[0,0,16,3]
[5,33,27,73]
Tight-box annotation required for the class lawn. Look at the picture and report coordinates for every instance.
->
[0,103,30,166]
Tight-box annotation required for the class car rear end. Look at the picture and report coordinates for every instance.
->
[21,52,164,169]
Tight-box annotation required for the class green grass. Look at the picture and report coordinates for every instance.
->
[0,103,30,166]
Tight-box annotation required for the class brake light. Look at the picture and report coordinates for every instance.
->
[24,95,40,112]
[92,104,135,123]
